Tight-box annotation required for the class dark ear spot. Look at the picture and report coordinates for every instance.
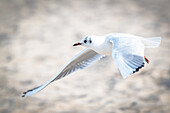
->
[84,40,87,43]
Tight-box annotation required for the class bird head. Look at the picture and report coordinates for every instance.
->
[73,36,94,47]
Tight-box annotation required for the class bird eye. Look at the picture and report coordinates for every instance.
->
[84,40,87,43]
[89,40,92,43]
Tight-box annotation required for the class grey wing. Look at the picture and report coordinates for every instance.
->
[110,37,145,79]
[22,49,104,97]
[53,49,104,80]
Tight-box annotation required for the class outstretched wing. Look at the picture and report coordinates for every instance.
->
[110,37,145,79]
[22,49,104,97]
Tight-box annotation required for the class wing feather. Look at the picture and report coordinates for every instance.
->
[110,37,145,79]
[22,49,104,97]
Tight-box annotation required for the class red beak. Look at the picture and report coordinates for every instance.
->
[73,42,82,46]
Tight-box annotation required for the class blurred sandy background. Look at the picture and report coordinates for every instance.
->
[0,0,170,113]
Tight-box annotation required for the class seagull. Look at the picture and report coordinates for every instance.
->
[22,33,161,97]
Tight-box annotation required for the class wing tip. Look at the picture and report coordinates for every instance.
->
[132,63,145,74]
[22,94,26,97]
[22,91,28,97]
[22,89,32,97]
[122,62,145,79]
[21,85,42,97]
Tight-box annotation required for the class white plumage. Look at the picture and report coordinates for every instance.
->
[22,33,161,97]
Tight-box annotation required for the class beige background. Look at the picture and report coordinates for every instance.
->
[0,0,170,113]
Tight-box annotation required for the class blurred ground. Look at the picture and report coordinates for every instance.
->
[0,0,170,113]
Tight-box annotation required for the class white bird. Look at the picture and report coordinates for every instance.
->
[22,33,161,97]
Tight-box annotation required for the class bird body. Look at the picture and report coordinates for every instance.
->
[22,33,161,97]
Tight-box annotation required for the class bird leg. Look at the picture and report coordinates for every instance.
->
[144,56,149,64]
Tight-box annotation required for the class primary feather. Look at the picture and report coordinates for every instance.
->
[22,49,104,97]
[109,36,145,78]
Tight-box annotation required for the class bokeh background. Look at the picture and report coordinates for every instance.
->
[0,0,170,113]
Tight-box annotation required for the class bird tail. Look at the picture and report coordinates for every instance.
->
[142,37,162,48]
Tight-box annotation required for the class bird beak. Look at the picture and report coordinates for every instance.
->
[73,42,82,46]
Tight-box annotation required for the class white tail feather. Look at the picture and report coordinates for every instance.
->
[142,37,161,48]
